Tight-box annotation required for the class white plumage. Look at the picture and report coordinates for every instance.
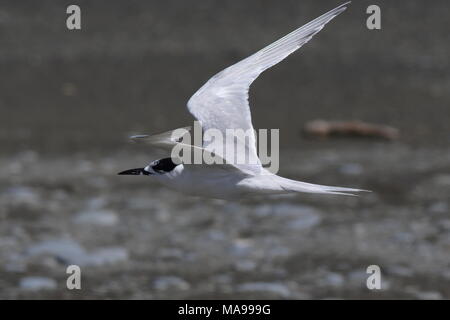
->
[119,2,370,200]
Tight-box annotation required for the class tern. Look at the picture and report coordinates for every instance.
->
[119,2,369,200]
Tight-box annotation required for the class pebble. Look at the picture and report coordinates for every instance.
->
[253,204,273,217]
[86,247,128,266]
[20,277,57,291]
[126,197,156,210]
[415,291,442,300]
[234,260,257,272]
[158,248,185,260]
[288,211,322,230]
[348,270,367,287]
[27,238,128,266]
[323,272,345,287]
[3,187,40,207]
[254,203,322,230]
[4,253,27,272]
[429,202,448,214]
[153,276,190,291]
[237,282,291,298]
[73,209,118,226]
[27,238,86,264]
[433,174,450,186]
[207,230,226,241]
[230,238,253,256]
[389,265,414,277]
[85,197,107,210]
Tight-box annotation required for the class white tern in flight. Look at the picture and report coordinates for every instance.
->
[119,2,370,200]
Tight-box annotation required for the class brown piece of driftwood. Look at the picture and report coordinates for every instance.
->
[303,120,400,140]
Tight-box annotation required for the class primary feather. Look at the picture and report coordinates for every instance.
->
[187,2,351,168]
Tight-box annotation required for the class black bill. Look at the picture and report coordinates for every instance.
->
[117,168,151,175]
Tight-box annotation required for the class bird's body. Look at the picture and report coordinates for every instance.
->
[128,155,365,200]
[119,2,370,200]
[151,163,288,200]
[151,164,253,200]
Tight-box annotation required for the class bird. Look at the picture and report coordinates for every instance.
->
[118,2,369,200]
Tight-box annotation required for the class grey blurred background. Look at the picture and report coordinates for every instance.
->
[0,0,449,299]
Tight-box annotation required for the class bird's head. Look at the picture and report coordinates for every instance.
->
[118,157,178,176]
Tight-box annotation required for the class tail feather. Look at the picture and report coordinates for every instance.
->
[276,176,370,196]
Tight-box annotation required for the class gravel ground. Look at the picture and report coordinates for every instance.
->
[1,142,449,299]
[1,0,449,299]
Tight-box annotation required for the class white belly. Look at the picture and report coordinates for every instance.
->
[152,165,286,200]
[152,164,249,199]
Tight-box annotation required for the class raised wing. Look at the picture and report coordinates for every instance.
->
[187,2,350,168]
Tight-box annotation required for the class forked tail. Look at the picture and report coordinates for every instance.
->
[275,176,371,196]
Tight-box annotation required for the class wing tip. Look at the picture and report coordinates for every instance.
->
[339,1,352,9]
[129,134,150,142]
[330,2,351,16]
[130,134,149,139]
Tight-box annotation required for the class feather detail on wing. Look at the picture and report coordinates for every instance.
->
[187,2,350,169]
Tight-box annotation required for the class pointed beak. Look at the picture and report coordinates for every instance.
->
[117,168,151,175]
